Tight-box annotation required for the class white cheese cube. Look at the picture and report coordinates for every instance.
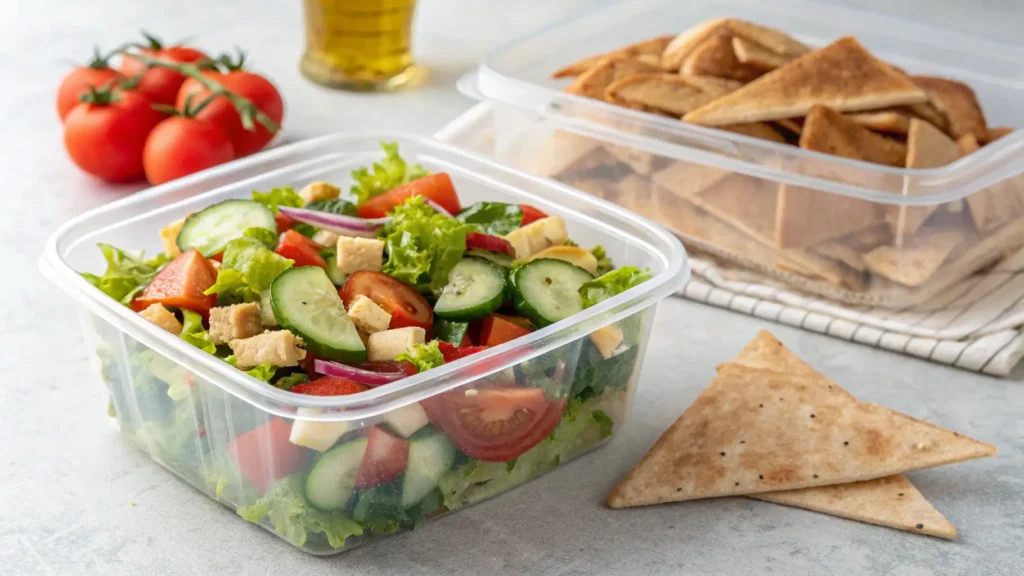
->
[159,218,186,258]
[589,325,625,359]
[336,237,385,274]
[298,181,340,204]
[367,327,426,362]
[382,403,429,438]
[311,229,340,248]
[503,216,568,259]
[347,295,392,334]
[140,303,182,335]
[289,407,349,452]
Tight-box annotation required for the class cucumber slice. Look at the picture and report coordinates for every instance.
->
[401,427,456,509]
[271,267,367,362]
[434,318,470,345]
[323,251,348,287]
[434,257,506,322]
[466,248,512,269]
[305,437,369,511]
[508,258,594,327]
[176,199,276,256]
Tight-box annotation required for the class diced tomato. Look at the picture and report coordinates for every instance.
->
[356,173,461,219]
[519,204,547,226]
[131,248,218,315]
[276,229,326,269]
[480,314,533,347]
[355,427,409,488]
[465,232,514,256]
[340,271,433,331]
[227,418,309,493]
[437,341,490,363]
[291,377,369,396]
[274,211,296,234]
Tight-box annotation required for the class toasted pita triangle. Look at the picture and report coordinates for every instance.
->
[606,331,995,508]
[912,76,988,140]
[605,74,714,116]
[681,35,763,82]
[683,37,928,126]
[564,56,662,101]
[552,36,674,78]
[892,119,961,240]
[692,174,778,243]
[662,18,807,72]
[864,226,967,287]
[846,110,912,135]
[982,126,1013,145]
[722,19,809,57]
[650,162,730,199]
[661,18,732,71]
[752,474,957,539]
[901,102,950,134]
[681,75,745,98]
[957,134,1024,231]
[720,122,787,143]
[528,131,602,178]
[732,36,793,71]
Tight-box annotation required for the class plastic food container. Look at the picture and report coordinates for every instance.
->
[458,0,1024,308]
[39,133,688,555]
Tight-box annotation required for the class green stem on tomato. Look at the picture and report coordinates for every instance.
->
[122,52,280,134]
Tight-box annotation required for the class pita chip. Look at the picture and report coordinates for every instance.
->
[864,226,967,287]
[606,331,995,508]
[661,18,732,71]
[720,122,787,143]
[982,126,1014,145]
[605,74,715,116]
[846,110,912,135]
[662,18,807,72]
[722,19,809,58]
[651,161,730,200]
[912,76,988,141]
[752,474,957,539]
[777,248,866,291]
[682,75,745,98]
[564,56,662,101]
[901,102,950,134]
[681,35,764,82]
[603,142,658,175]
[692,174,778,243]
[774,106,904,248]
[893,119,960,239]
[957,134,1024,231]
[732,36,794,71]
[773,117,804,137]
[553,35,674,78]
[683,37,928,126]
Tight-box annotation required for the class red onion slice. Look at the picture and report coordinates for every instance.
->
[314,359,409,387]
[279,206,389,238]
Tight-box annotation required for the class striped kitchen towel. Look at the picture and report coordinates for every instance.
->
[682,247,1024,376]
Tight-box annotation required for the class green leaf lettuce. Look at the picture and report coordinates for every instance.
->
[205,237,293,304]
[238,475,364,549]
[351,141,429,206]
[81,244,171,305]
[396,340,445,373]
[579,266,652,309]
[380,196,470,293]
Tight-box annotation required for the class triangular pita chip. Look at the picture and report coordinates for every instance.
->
[681,75,744,98]
[606,331,994,508]
[774,106,903,248]
[809,225,892,273]
[901,102,950,134]
[603,142,658,175]
[528,130,602,178]
[651,162,729,199]
[564,56,662,100]
[720,122,787,143]
[727,330,822,376]
[681,35,763,82]
[552,36,673,78]
[731,36,793,71]
[957,134,1024,231]
[722,19,808,57]
[777,248,866,291]
[662,18,807,71]
[605,74,715,116]
[893,119,960,239]
[692,174,778,243]
[683,37,928,126]
[982,126,1013,145]
[773,118,803,136]
[912,76,988,140]
[752,474,957,539]
[846,110,911,135]
[863,226,968,287]
[661,18,732,71]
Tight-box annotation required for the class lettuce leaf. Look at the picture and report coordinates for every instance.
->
[380,196,470,293]
[238,475,364,549]
[205,237,293,304]
[252,186,304,214]
[591,245,614,276]
[579,266,652,308]
[224,355,278,382]
[350,141,429,205]
[396,341,445,373]
[179,309,216,354]
[570,343,639,401]
[244,226,279,250]
[306,198,358,216]
[455,202,524,236]
[273,372,310,391]
[81,244,171,305]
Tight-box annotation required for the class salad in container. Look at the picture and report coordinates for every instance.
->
[41,134,687,554]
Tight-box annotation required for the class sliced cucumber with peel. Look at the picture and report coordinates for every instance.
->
[176,199,276,256]
[434,318,470,346]
[466,248,513,269]
[323,251,348,286]
[271,266,367,362]
[508,258,594,327]
[305,437,369,511]
[433,257,506,321]
[402,427,456,509]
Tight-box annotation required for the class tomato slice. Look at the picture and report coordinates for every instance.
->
[276,229,326,269]
[480,314,533,347]
[465,232,514,256]
[291,377,368,396]
[131,248,218,315]
[355,426,409,488]
[519,204,548,226]
[437,341,489,363]
[227,418,309,493]
[274,211,296,234]
[340,271,433,331]
[430,387,563,462]
[356,173,461,219]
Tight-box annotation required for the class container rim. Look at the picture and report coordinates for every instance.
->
[464,0,1024,205]
[41,131,690,422]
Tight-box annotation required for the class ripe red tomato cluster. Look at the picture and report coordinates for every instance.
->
[58,34,284,185]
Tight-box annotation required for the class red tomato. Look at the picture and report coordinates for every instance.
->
[274,211,296,234]
[177,70,284,157]
[436,341,489,363]
[291,377,369,396]
[131,248,218,315]
[426,387,563,462]
[340,271,433,331]
[357,173,461,219]
[63,89,165,182]
[56,55,123,121]
[355,427,409,488]
[276,230,326,269]
[465,232,514,256]
[519,204,548,226]
[227,418,309,493]
[120,42,209,106]
[349,361,418,377]
[143,116,234,185]
[480,315,533,347]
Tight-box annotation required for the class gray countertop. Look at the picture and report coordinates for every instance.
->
[3,1,1023,574]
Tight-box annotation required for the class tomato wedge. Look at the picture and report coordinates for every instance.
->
[227,418,309,493]
[480,314,533,347]
[465,232,514,256]
[519,204,547,226]
[131,248,217,315]
[356,173,461,219]
[426,387,563,462]
[355,426,409,488]
[274,211,296,234]
[340,271,433,331]
[276,229,326,269]
[291,377,369,396]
